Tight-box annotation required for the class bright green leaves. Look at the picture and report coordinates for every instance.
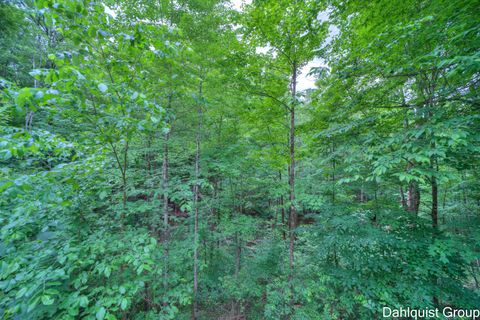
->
[364,112,479,186]
[29,0,171,157]
[8,85,49,114]
[0,127,77,173]
[0,0,478,319]
[244,0,327,65]
[301,2,480,315]
[15,87,34,110]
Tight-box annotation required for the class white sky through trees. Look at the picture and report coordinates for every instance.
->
[232,0,338,91]
[106,0,337,91]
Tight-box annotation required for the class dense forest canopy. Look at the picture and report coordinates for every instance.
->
[0,0,479,319]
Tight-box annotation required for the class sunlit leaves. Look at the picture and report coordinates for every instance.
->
[98,83,108,93]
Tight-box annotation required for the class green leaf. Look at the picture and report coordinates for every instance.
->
[120,298,128,310]
[0,149,12,161]
[16,287,28,299]
[98,83,108,93]
[136,264,144,275]
[96,307,106,320]
[104,266,111,278]
[41,295,54,305]
[99,190,108,200]
[78,295,89,308]
[27,296,41,312]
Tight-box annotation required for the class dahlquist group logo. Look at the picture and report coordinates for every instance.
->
[382,307,480,319]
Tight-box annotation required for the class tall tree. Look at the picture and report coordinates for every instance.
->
[244,0,327,309]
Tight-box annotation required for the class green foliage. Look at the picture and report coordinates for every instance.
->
[0,0,479,319]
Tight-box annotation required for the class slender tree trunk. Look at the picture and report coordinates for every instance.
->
[122,141,129,219]
[26,57,36,132]
[288,61,297,310]
[400,185,407,209]
[431,156,438,229]
[25,111,34,132]
[424,72,439,308]
[122,174,127,211]
[405,98,421,215]
[162,129,170,292]
[278,171,286,240]
[109,141,128,226]
[193,80,203,320]
[407,182,420,214]
[163,68,173,291]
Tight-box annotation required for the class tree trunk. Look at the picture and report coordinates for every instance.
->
[279,171,286,240]
[122,174,127,212]
[122,141,129,222]
[407,182,420,214]
[193,80,203,320]
[235,233,241,277]
[109,141,128,226]
[431,156,438,229]
[400,185,407,210]
[288,61,297,309]
[162,129,170,292]
[26,57,37,132]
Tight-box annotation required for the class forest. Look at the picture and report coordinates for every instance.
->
[0,0,479,319]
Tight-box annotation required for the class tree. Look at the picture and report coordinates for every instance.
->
[243,0,328,311]
[0,0,479,319]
